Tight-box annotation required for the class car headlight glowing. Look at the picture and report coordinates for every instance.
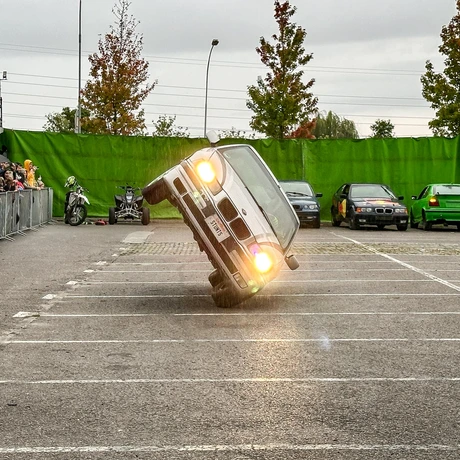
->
[249,245,273,274]
[254,252,273,273]
[196,161,215,183]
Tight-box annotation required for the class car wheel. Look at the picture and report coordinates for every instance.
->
[108,207,116,225]
[313,218,320,229]
[142,177,169,205]
[457,224,460,231]
[331,210,341,227]
[377,224,385,230]
[208,269,224,287]
[211,281,241,308]
[349,216,360,230]
[422,213,432,231]
[410,212,419,229]
[141,207,150,225]
[397,223,408,231]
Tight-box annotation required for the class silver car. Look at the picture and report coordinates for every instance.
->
[142,133,300,307]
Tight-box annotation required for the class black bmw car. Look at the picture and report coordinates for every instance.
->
[279,180,322,228]
[331,183,408,231]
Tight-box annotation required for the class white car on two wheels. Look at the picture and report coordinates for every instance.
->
[142,133,300,308]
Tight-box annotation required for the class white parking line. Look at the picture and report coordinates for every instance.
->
[13,311,460,318]
[0,443,458,453]
[335,233,460,292]
[8,338,460,344]
[3,443,460,453]
[2,377,460,385]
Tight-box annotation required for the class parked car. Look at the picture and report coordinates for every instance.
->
[142,132,300,308]
[331,183,408,230]
[279,180,322,228]
[410,183,460,230]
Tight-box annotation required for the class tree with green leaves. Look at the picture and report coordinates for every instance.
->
[312,111,359,139]
[43,107,90,133]
[246,1,317,140]
[370,119,395,138]
[80,0,155,135]
[151,115,189,138]
[421,0,460,137]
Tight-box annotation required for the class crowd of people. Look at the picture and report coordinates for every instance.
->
[0,159,45,192]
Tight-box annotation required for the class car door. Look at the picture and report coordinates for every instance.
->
[411,186,429,222]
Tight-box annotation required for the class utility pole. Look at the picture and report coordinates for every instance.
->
[76,0,82,133]
[0,71,7,130]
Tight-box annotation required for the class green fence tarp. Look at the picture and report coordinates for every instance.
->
[1,129,459,220]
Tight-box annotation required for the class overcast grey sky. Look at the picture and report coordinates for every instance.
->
[0,0,457,138]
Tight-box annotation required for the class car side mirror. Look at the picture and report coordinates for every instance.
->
[206,130,220,146]
[398,195,404,200]
[285,254,299,271]
[316,193,323,198]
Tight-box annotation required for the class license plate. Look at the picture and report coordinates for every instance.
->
[205,215,230,242]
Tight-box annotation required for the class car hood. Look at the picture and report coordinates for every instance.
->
[287,197,319,206]
[353,198,402,206]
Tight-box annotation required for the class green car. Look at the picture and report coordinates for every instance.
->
[410,184,460,230]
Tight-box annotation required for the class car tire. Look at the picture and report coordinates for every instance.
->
[208,269,224,287]
[211,281,241,308]
[313,218,321,229]
[397,223,408,231]
[331,210,341,227]
[457,224,460,231]
[108,207,116,225]
[410,212,419,229]
[142,177,169,205]
[422,213,432,231]
[141,207,150,225]
[349,216,360,230]
[377,224,385,230]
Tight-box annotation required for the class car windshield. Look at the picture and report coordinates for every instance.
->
[280,181,313,197]
[434,184,460,195]
[350,184,396,199]
[218,145,298,250]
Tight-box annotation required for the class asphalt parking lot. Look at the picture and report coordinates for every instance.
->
[1,220,460,459]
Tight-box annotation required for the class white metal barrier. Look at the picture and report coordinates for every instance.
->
[0,188,54,241]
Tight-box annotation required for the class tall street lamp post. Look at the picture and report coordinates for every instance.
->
[76,0,82,134]
[204,39,219,137]
[0,71,7,130]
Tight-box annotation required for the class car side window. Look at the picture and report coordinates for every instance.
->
[418,187,428,200]
[342,185,350,196]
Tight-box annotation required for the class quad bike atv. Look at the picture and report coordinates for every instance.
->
[108,185,150,225]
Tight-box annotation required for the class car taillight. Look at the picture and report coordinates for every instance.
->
[428,196,439,207]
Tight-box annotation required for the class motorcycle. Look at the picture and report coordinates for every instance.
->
[108,184,150,225]
[64,176,90,226]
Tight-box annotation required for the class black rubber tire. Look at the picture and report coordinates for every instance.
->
[141,207,150,225]
[211,281,241,308]
[142,177,169,205]
[422,213,432,231]
[377,224,385,230]
[313,218,321,229]
[410,212,419,229]
[349,216,360,230]
[67,205,87,226]
[397,223,408,231]
[108,207,116,225]
[331,210,341,227]
[208,270,224,287]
